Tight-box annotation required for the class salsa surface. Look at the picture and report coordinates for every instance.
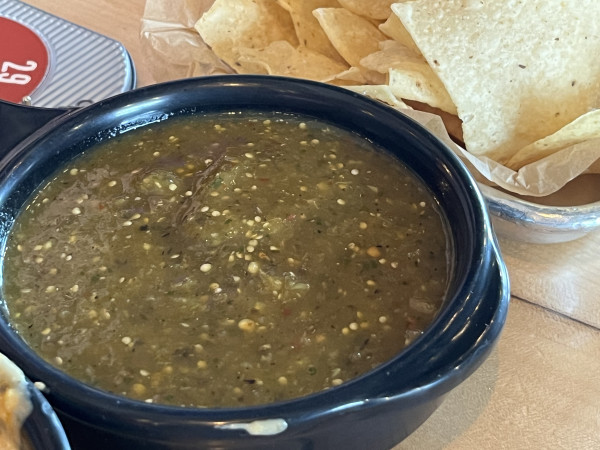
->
[2,112,449,407]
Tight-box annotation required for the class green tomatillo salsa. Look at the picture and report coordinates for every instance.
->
[1,111,449,407]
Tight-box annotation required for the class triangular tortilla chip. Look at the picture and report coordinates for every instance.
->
[236,40,348,81]
[392,0,600,163]
[506,110,600,169]
[276,0,346,63]
[195,0,297,70]
[312,8,386,68]
[360,40,456,114]
[378,12,420,55]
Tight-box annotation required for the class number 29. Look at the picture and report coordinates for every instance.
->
[0,60,38,85]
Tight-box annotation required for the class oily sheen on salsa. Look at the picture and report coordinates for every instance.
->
[2,112,449,407]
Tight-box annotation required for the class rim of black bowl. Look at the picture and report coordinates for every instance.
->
[0,75,509,436]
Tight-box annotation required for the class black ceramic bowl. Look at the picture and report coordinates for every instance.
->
[23,379,71,449]
[0,75,509,450]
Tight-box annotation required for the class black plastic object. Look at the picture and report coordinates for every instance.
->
[0,100,69,154]
[0,75,509,450]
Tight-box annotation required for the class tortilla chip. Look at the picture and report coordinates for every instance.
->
[506,110,600,169]
[236,40,348,81]
[388,64,456,115]
[360,41,456,114]
[360,40,424,73]
[275,0,346,63]
[312,8,387,68]
[336,0,396,20]
[378,11,420,55]
[328,66,368,85]
[392,0,600,163]
[195,0,297,70]
[344,85,409,109]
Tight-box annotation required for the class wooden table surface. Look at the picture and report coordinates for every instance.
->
[17,1,600,448]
